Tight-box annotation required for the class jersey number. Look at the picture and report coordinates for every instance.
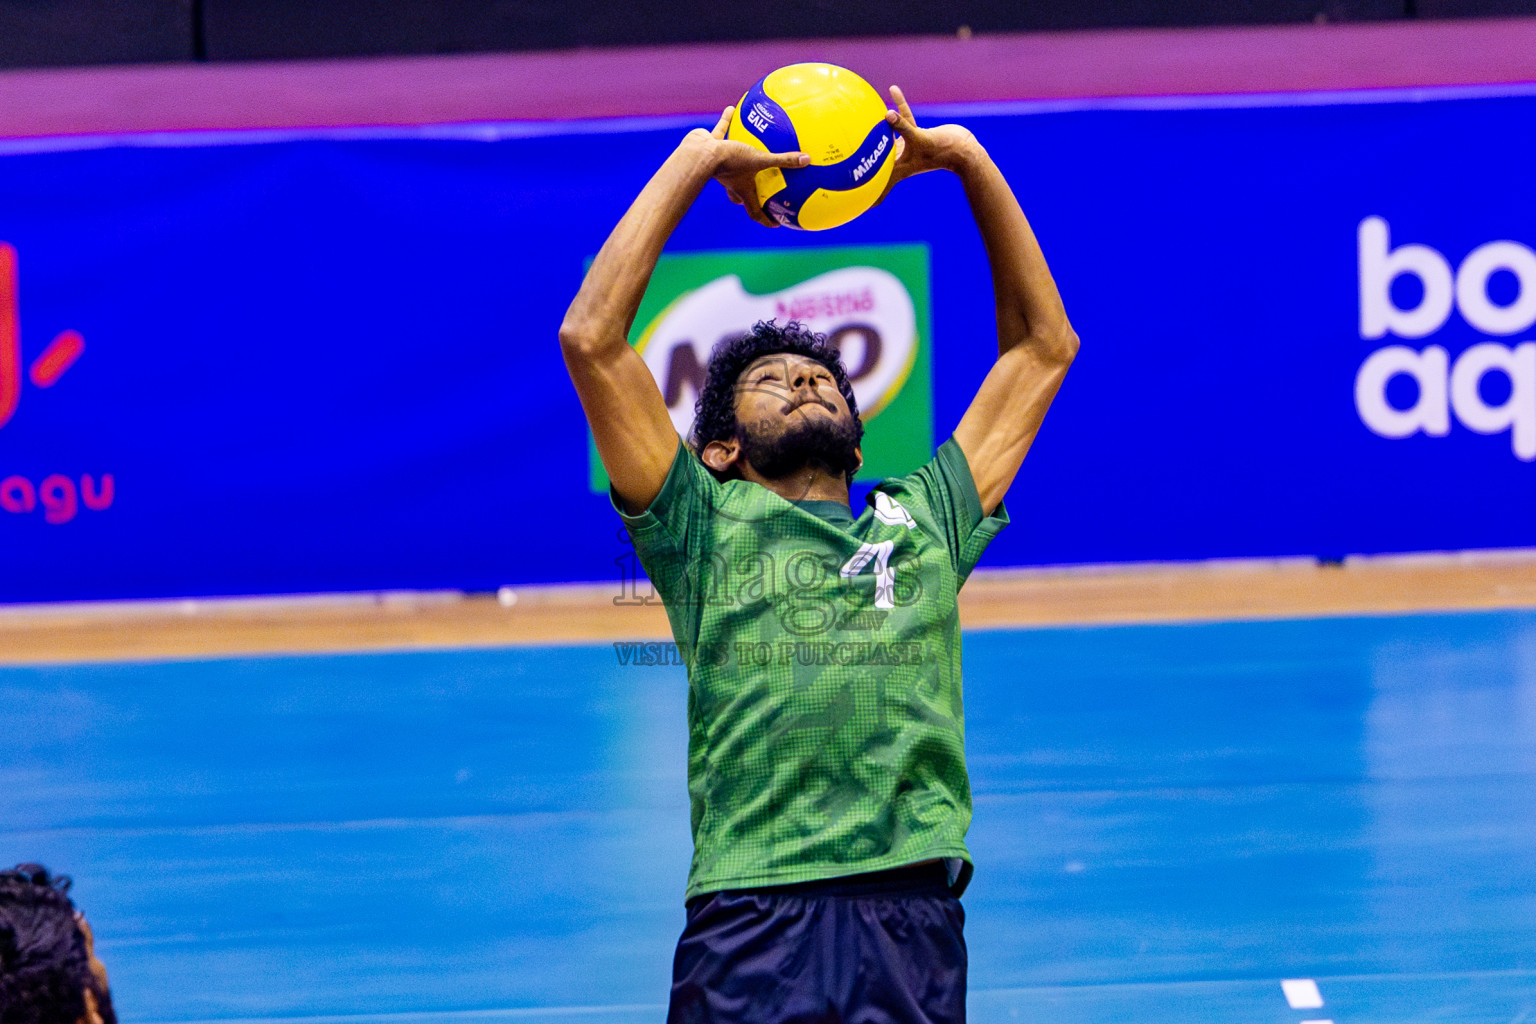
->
[840,541,897,610]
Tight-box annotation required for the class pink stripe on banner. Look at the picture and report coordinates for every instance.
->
[29,330,85,388]
[1,18,1536,139]
[0,243,19,429]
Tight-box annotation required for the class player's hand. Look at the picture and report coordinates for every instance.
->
[686,107,809,228]
[878,85,980,202]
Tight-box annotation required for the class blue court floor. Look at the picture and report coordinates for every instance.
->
[3,610,1535,1024]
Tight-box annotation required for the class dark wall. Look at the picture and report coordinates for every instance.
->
[0,0,192,67]
[1417,0,1536,11]
[1,0,1534,68]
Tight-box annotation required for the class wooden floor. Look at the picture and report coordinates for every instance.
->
[5,550,1536,664]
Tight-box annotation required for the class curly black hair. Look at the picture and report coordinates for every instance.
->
[689,320,864,481]
[0,865,115,1024]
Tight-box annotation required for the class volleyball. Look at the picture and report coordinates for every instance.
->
[727,63,896,231]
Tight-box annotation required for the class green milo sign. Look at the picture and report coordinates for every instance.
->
[588,244,933,493]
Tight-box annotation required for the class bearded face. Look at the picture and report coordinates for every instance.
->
[735,402,862,481]
[723,352,863,483]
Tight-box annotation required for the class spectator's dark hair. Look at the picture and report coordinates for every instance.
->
[690,320,863,480]
[0,865,115,1024]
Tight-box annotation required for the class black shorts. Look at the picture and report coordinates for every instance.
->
[666,863,967,1024]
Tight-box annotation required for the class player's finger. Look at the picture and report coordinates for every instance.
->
[742,193,778,227]
[712,107,733,139]
[759,150,809,169]
[885,107,920,146]
[889,84,915,123]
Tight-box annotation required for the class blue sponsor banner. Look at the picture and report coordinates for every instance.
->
[2,89,1535,602]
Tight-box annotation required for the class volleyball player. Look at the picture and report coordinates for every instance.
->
[558,87,1076,1024]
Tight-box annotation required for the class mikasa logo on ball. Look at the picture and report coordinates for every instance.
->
[851,134,889,183]
[636,266,918,439]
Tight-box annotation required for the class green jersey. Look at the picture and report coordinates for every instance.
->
[615,437,1008,899]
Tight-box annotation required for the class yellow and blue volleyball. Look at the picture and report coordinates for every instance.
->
[727,63,896,231]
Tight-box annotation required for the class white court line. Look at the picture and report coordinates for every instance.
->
[1283,978,1326,1009]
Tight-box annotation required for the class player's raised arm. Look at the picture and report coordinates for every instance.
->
[882,87,1079,514]
[559,109,808,513]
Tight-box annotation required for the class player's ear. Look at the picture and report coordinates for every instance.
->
[701,439,740,474]
[853,447,863,472]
